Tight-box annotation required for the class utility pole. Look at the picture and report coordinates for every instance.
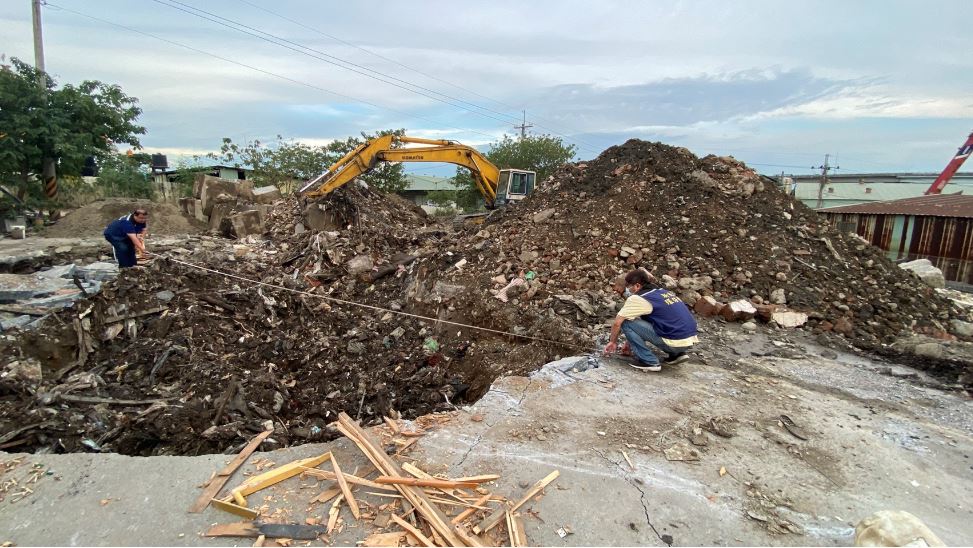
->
[815,154,838,209]
[32,0,58,202]
[513,110,533,140]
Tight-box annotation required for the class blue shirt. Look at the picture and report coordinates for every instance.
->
[104,215,146,241]
[638,289,698,340]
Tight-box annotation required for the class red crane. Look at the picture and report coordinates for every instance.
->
[925,130,973,195]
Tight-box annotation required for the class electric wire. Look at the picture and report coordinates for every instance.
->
[44,3,500,142]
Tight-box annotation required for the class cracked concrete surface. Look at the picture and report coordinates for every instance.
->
[1,326,972,546]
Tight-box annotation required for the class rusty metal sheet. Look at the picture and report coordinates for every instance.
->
[818,193,973,218]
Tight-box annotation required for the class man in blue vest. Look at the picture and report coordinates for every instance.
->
[103,209,148,268]
[604,269,698,371]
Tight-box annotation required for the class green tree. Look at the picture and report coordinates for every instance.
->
[210,129,408,193]
[95,153,154,199]
[0,58,145,198]
[453,133,576,212]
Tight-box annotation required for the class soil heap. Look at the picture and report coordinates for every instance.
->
[41,198,204,238]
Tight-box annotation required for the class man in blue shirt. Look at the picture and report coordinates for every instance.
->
[103,209,148,268]
[604,269,699,371]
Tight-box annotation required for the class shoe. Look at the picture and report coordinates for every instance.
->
[629,360,662,372]
[664,353,690,365]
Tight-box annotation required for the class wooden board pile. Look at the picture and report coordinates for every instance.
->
[193,412,559,547]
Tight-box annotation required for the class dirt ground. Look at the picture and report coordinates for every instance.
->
[40,198,204,238]
[1,321,970,546]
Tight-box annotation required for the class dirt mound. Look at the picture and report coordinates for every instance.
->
[41,199,204,238]
[435,139,969,371]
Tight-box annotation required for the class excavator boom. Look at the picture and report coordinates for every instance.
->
[924,130,973,195]
[301,135,505,208]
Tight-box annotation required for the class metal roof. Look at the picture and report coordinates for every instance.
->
[403,175,454,192]
[816,192,973,219]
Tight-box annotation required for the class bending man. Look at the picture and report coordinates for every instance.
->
[604,269,698,371]
[103,208,148,268]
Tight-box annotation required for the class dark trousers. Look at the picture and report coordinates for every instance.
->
[106,237,137,268]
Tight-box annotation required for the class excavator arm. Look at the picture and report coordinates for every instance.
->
[301,135,501,207]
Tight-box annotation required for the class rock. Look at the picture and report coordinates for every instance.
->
[949,319,973,338]
[754,304,778,322]
[3,358,42,381]
[0,315,35,332]
[619,246,637,258]
[819,349,839,359]
[721,299,757,322]
[914,342,944,359]
[346,255,375,276]
[678,276,713,291]
[855,510,945,548]
[155,290,176,303]
[491,274,507,284]
[519,250,538,263]
[741,321,757,333]
[347,341,365,354]
[769,288,787,305]
[294,223,307,235]
[53,246,73,254]
[252,185,282,204]
[898,259,945,289]
[833,317,854,335]
[679,290,701,306]
[554,294,595,316]
[771,310,808,328]
[694,296,721,317]
[532,208,556,223]
[390,327,405,339]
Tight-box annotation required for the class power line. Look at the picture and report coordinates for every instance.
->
[159,0,603,156]
[44,3,501,142]
[235,0,523,115]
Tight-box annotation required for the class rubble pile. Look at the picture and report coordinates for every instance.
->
[2,139,971,457]
[435,139,970,359]
[0,185,572,456]
[177,174,283,238]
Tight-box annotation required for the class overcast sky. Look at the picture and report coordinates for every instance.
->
[2,0,971,176]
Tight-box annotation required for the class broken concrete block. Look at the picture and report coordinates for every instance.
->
[754,304,778,322]
[532,208,556,223]
[721,299,756,322]
[346,255,374,276]
[898,259,945,289]
[252,185,282,204]
[0,315,34,332]
[178,197,195,216]
[0,273,63,301]
[771,310,808,328]
[769,288,787,304]
[304,202,342,232]
[914,342,944,359]
[199,175,254,216]
[9,225,26,239]
[36,264,77,280]
[678,276,713,291]
[950,319,973,338]
[229,210,264,238]
[193,199,207,222]
[77,262,119,282]
[208,202,236,233]
[3,216,27,232]
[693,296,720,317]
[855,510,944,548]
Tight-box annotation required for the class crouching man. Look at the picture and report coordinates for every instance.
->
[604,269,698,371]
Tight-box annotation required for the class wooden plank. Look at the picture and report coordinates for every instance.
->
[450,494,492,525]
[363,531,407,547]
[391,514,435,548]
[253,534,266,547]
[203,521,259,537]
[452,525,487,548]
[384,416,401,434]
[300,466,392,490]
[473,470,559,535]
[330,453,361,520]
[336,413,466,547]
[327,494,344,533]
[189,430,272,513]
[312,486,341,504]
[451,474,500,484]
[210,498,260,519]
[231,451,331,504]
[510,512,527,547]
[376,476,477,489]
[505,511,518,547]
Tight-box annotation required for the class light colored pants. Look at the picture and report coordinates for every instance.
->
[621,319,686,365]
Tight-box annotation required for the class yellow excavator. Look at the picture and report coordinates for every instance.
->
[299,134,536,209]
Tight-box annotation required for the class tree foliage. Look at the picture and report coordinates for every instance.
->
[453,133,577,211]
[0,57,145,195]
[209,129,408,193]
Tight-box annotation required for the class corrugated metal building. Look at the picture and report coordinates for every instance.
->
[817,193,973,285]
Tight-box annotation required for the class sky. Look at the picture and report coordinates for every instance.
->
[2,0,971,177]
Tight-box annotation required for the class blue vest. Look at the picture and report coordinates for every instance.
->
[638,289,698,340]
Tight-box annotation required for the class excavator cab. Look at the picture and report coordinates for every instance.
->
[494,169,537,206]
